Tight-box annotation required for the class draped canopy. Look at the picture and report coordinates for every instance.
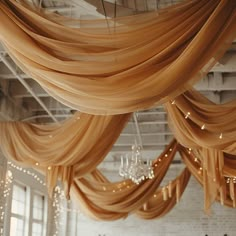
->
[0,0,235,114]
[0,0,236,220]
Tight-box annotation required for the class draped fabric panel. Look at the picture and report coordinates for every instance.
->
[136,168,191,220]
[0,0,235,114]
[194,148,225,213]
[180,147,236,209]
[165,90,236,211]
[71,141,191,220]
[0,112,130,197]
[74,141,177,214]
[164,89,236,154]
[0,0,235,221]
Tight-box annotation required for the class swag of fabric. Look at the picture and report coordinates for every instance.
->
[0,113,131,198]
[0,0,236,114]
[165,89,236,212]
[71,141,191,220]
[0,0,236,219]
[164,89,236,155]
[180,147,236,211]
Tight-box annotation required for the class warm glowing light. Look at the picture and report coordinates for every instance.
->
[185,112,191,119]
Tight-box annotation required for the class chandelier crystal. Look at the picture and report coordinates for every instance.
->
[119,143,155,184]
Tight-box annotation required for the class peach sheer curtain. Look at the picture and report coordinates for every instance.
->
[136,168,190,220]
[0,0,235,220]
[0,0,236,114]
[165,90,236,211]
[180,147,236,210]
[71,141,191,220]
[0,112,130,197]
[164,89,236,154]
[72,168,190,220]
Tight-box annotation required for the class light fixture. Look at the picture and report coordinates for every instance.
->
[119,142,154,184]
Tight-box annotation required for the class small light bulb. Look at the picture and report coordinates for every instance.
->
[185,112,191,119]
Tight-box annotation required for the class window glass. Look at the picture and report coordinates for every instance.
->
[32,222,43,236]
[33,194,44,220]
[10,217,24,236]
[9,182,47,236]
[11,185,26,215]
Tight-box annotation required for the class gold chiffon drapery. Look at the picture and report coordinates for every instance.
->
[0,112,130,197]
[0,0,235,220]
[136,168,190,220]
[71,141,191,220]
[180,147,236,209]
[164,89,236,154]
[165,90,236,210]
[71,168,190,221]
[0,0,236,114]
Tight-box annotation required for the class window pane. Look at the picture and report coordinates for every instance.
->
[11,185,26,215]
[33,194,44,220]
[67,211,77,236]
[32,222,43,236]
[10,217,24,236]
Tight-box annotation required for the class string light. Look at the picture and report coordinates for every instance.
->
[171,100,175,105]
[7,161,46,186]
[0,169,13,235]
[226,177,236,184]
[185,112,191,119]
[74,115,81,122]
[53,186,66,236]
[179,106,224,141]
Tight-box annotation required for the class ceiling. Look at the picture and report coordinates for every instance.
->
[0,0,235,170]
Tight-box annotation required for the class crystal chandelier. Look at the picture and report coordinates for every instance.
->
[119,142,155,184]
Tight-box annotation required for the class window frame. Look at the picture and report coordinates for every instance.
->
[3,167,48,236]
